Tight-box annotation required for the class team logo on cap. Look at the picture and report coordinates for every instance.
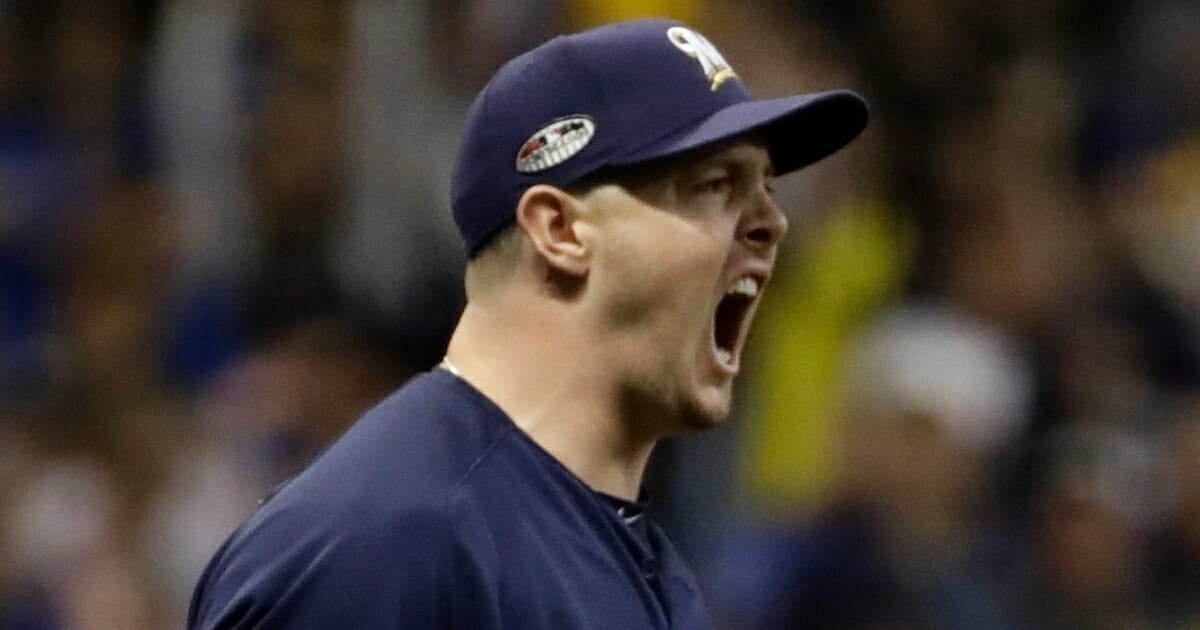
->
[515,116,596,174]
[667,26,737,91]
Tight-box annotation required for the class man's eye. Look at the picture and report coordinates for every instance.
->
[696,177,732,195]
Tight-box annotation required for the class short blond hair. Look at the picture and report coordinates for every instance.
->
[463,224,526,300]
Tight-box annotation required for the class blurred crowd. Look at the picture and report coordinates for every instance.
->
[0,0,1197,629]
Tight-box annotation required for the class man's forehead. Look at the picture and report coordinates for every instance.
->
[688,136,774,173]
[642,133,773,179]
[567,132,773,197]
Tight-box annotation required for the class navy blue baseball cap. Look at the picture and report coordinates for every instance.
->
[451,18,869,257]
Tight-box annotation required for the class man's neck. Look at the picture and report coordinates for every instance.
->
[442,300,654,501]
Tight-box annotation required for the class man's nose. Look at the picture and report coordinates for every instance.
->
[739,192,788,250]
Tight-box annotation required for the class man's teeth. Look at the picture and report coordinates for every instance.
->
[728,277,760,298]
[716,348,733,364]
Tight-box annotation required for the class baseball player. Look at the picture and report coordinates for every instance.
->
[188,18,867,629]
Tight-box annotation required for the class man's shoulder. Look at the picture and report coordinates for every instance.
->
[263,369,515,523]
[188,370,514,628]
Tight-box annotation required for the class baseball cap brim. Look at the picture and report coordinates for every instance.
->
[610,89,869,176]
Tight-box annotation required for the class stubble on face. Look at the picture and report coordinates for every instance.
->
[615,366,733,441]
[579,144,771,436]
[589,200,733,436]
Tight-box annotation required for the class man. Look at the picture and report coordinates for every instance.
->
[188,18,867,629]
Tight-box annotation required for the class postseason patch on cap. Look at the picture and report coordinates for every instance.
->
[515,116,596,173]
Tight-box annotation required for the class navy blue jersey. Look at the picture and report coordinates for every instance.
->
[188,369,713,629]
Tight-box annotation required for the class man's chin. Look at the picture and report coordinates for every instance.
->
[618,380,732,437]
[675,390,733,433]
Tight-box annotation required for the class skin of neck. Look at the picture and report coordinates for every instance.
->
[443,262,655,502]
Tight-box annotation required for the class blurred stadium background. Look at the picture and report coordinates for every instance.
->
[1,0,1198,628]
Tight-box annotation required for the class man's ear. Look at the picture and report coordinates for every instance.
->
[514,184,593,277]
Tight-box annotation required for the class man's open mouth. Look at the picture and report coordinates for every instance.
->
[713,276,761,366]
